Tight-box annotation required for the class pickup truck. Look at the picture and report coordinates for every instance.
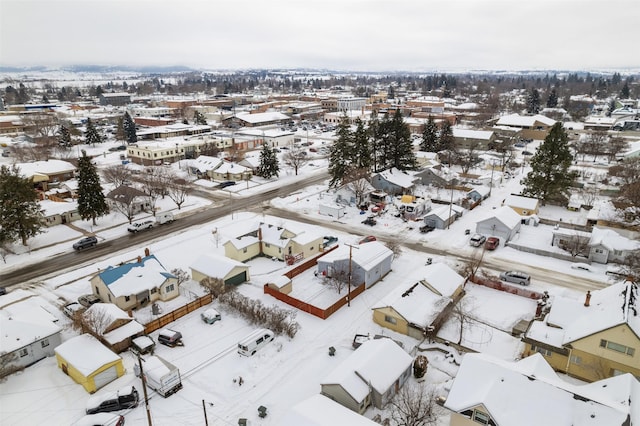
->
[127,220,154,233]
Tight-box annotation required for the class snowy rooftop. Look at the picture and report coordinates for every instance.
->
[495,113,556,127]
[452,128,494,140]
[190,253,246,278]
[280,394,378,426]
[54,334,121,376]
[236,111,290,124]
[97,255,175,297]
[0,315,61,353]
[375,167,417,188]
[503,194,539,210]
[320,241,392,272]
[590,226,640,251]
[478,205,522,229]
[15,160,76,178]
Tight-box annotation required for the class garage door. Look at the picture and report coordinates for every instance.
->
[225,271,247,286]
[477,224,509,242]
[94,365,118,391]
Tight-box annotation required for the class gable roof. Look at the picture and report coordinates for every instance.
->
[503,194,540,210]
[374,167,417,189]
[320,241,393,272]
[54,334,121,375]
[477,205,522,229]
[0,314,61,353]
[280,394,378,426]
[97,255,175,297]
[190,253,247,278]
[445,352,638,426]
[495,113,556,127]
[589,226,640,251]
[321,338,412,402]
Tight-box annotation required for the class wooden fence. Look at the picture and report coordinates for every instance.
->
[264,282,365,320]
[469,276,544,300]
[144,293,212,334]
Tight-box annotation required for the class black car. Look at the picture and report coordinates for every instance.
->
[73,236,98,250]
[362,216,377,226]
[219,181,236,189]
[419,225,435,233]
[108,145,127,152]
[86,386,139,414]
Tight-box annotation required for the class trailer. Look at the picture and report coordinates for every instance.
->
[143,355,182,397]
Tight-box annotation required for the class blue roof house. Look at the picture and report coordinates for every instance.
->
[89,255,179,311]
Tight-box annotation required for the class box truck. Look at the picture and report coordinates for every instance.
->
[141,355,182,397]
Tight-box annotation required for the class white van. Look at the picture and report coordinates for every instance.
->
[156,211,175,225]
[238,328,274,356]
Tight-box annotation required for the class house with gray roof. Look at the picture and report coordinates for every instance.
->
[475,205,522,242]
[317,241,393,289]
[371,167,419,195]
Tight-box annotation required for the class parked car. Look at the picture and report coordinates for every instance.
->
[362,216,377,226]
[73,236,98,250]
[499,271,531,286]
[63,301,84,318]
[359,235,377,244]
[570,262,592,272]
[485,237,500,250]
[86,386,139,414]
[75,413,125,426]
[323,235,338,247]
[78,294,101,308]
[108,145,127,152]
[201,308,222,324]
[469,234,487,247]
[157,329,183,347]
[127,220,154,233]
[419,225,435,233]
[0,287,6,296]
[218,181,236,189]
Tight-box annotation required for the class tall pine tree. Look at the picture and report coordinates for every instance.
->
[0,165,43,246]
[77,150,109,225]
[352,118,371,170]
[123,112,137,144]
[420,115,438,152]
[58,124,72,147]
[84,118,102,146]
[257,143,279,179]
[388,109,416,170]
[522,123,577,205]
[527,88,541,114]
[328,116,353,188]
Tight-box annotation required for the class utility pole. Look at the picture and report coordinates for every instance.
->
[133,351,153,426]
[202,400,209,426]
[345,243,359,307]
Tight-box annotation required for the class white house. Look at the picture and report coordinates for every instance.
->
[320,338,413,414]
[588,226,640,264]
[280,394,378,426]
[316,241,393,288]
[475,205,522,242]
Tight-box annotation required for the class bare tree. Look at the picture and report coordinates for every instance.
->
[579,187,599,209]
[607,136,628,162]
[199,141,220,158]
[385,239,403,259]
[102,165,133,188]
[618,250,640,284]
[388,383,442,426]
[167,177,191,210]
[322,266,349,294]
[170,268,190,285]
[450,296,475,345]
[11,143,50,162]
[22,112,59,146]
[558,233,590,258]
[200,277,227,298]
[0,352,21,380]
[457,142,481,175]
[136,167,171,215]
[282,144,308,175]
[108,187,142,223]
[460,248,484,286]
[344,168,372,206]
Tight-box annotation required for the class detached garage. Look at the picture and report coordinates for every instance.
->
[190,253,250,286]
[54,334,124,393]
[475,206,522,242]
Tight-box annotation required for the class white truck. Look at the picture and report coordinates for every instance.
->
[141,355,182,397]
[155,211,175,225]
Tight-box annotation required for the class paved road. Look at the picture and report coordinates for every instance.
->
[0,172,329,288]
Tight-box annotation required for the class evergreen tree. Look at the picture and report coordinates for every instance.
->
[58,124,72,147]
[607,99,617,117]
[620,81,630,98]
[328,116,353,187]
[123,112,138,144]
[437,120,455,153]
[388,109,416,170]
[367,110,383,172]
[522,122,578,205]
[77,150,109,225]
[546,88,558,108]
[257,143,279,179]
[420,115,438,152]
[352,118,371,170]
[0,165,44,246]
[193,110,208,125]
[527,88,541,114]
[84,118,102,146]
[376,112,392,170]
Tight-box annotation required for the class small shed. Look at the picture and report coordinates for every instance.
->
[423,205,458,229]
[54,334,124,393]
[503,194,540,216]
[190,253,250,286]
[266,275,293,295]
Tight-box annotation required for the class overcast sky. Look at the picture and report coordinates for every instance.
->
[1,0,638,72]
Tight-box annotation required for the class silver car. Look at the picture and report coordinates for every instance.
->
[499,271,531,286]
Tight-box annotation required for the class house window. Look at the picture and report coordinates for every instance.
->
[570,355,582,365]
[531,345,552,357]
[95,286,100,295]
[19,348,28,357]
[166,284,175,293]
[265,243,270,248]
[41,339,50,348]
[125,295,130,302]
[108,294,112,302]
[384,315,397,325]
[472,410,490,425]
[600,339,635,356]
[151,288,157,294]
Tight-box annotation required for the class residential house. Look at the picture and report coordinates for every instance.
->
[502,194,540,216]
[82,303,145,353]
[372,263,465,339]
[317,241,393,289]
[475,205,522,242]
[320,338,413,414]
[90,255,179,311]
[224,222,324,264]
[452,128,496,151]
[0,301,62,373]
[211,161,252,182]
[371,167,418,195]
[190,253,250,286]
[186,155,224,179]
[40,198,81,226]
[523,281,640,382]
[280,394,379,426]
[55,334,124,393]
[494,113,556,141]
[467,186,491,203]
[588,226,640,264]
[443,352,639,426]
[238,155,260,174]
[15,159,76,192]
[334,178,376,206]
[414,165,458,188]
[105,185,149,215]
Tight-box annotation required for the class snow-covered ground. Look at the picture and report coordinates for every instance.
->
[0,146,620,425]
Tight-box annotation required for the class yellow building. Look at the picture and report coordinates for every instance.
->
[190,253,250,286]
[502,194,540,216]
[54,334,124,393]
[523,281,640,382]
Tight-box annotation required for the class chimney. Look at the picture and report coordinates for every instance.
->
[584,291,591,307]
[137,255,142,263]
[144,247,150,257]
